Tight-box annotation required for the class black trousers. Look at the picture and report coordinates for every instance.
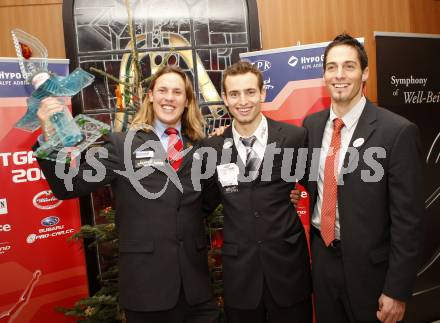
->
[125,288,219,323]
[311,229,379,323]
[225,279,312,323]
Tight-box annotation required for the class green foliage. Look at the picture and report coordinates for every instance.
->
[60,207,123,322]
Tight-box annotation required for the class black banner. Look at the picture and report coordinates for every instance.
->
[376,32,440,322]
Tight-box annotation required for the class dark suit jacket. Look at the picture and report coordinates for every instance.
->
[204,117,312,309]
[35,130,217,312]
[303,100,424,321]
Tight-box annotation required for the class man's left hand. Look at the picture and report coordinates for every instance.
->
[209,125,229,137]
[376,293,406,323]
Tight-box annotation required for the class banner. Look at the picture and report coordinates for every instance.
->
[0,58,88,323]
[240,40,364,233]
[376,31,440,322]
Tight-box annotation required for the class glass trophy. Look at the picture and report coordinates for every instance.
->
[11,28,110,162]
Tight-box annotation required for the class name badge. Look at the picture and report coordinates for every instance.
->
[217,163,239,187]
[135,158,164,168]
[135,150,154,159]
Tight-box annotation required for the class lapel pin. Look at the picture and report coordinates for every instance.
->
[353,138,365,148]
[223,140,233,149]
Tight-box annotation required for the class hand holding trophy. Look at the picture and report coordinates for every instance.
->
[11,28,110,162]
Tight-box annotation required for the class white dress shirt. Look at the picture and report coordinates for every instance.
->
[311,96,366,240]
[231,114,268,166]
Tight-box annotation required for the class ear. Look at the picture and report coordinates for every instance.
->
[260,87,267,103]
[221,92,228,107]
[148,89,153,103]
[361,67,369,82]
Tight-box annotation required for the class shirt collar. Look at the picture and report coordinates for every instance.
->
[154,119,182,139]
[329,96,366,131]
[232,114,268,145]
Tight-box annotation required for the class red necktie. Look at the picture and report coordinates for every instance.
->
[165,127,183,171]
[320,118,345,246]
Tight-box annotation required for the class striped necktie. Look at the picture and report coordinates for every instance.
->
[165,127,183,171]
[240,135,260,179]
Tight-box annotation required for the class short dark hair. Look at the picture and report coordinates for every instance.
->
[222,60,264,93]
[323,33,368,71]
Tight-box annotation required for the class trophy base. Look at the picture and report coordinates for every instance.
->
[34,114,110,163]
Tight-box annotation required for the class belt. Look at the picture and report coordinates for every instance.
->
[310,226,341,249]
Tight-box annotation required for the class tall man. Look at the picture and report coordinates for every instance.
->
[303,34,424,323]
[205,61,312,323]
[35,66,219,323]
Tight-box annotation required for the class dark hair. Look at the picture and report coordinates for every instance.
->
[323,33,368,71]
[222,60,264,93]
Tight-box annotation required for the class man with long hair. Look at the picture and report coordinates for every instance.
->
[34,66,219,323]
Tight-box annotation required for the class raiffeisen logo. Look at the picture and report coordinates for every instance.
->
[32,191,62,210]
[253,60,272,72]
[288,56,299,67]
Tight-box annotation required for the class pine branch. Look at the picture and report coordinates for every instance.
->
[89,67,132,87]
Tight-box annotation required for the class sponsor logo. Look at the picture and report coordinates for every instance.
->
[289,54,324,70]
[41,216,60,227]
[26,222,75,244]
[0,242,12,255]
[0,198,7,215]
[0,71,24,80]
[253,60,272,72]
[32,191,62,210]
[288,56,299,67]
[0,224,12,232]
[26,234,37,244]
[297,207,307,216]
[263,77,274,90]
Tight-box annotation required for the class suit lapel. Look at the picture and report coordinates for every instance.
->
[134,129,165,157]
[222,125,241,166]
[311,110,330,149]
[220,117,285,184]
[307,110,330,202]
[341,100,377,175]
[265,118,285,149]
[134,129,195,173]
[253,118,284,183]
[178,133,196,172]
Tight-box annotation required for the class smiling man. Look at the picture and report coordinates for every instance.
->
[34,66,219,323]
[302,34,424,323]
[204,61,312,323]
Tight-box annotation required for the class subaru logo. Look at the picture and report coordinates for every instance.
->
[41,216,60,227]
[288,56,299,67]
